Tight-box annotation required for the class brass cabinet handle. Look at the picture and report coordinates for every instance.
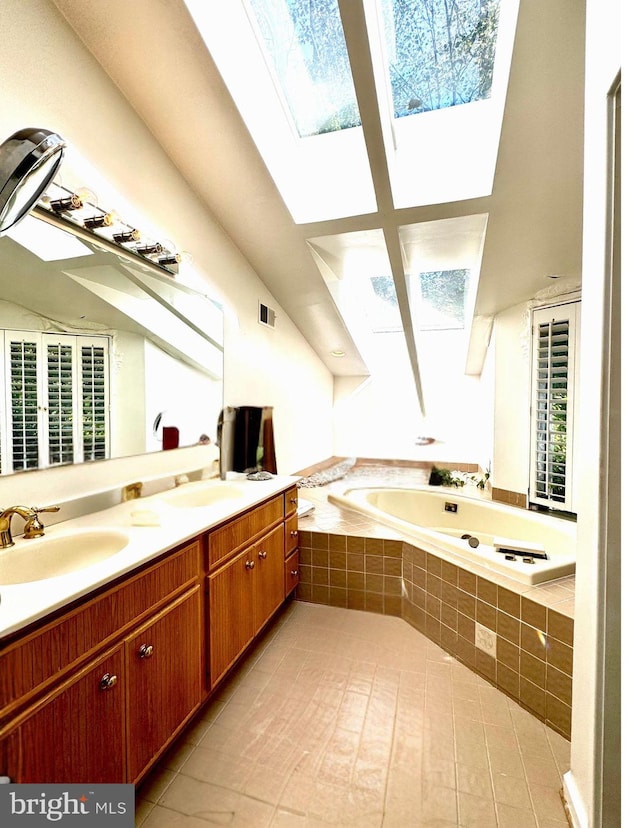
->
[138,643,154,659]
[100,673,118,690]
[258,550,267,560]
[290,569,298,577]
[289,497,298,505]
[245,560,255,570]
[290,529,298,537]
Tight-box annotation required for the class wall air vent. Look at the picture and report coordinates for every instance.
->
[258,302,276,328]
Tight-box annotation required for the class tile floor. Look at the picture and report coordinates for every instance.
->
[136,600,571,827]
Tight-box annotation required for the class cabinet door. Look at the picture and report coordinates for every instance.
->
[126,586,203,783]
[207,551,255,689]
[254,523,285,634]
[5,646,126,784]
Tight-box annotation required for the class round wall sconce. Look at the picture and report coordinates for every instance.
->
[0,127,66,235]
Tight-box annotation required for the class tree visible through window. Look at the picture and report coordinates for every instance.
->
[247,0,361,136]
[381,0,501,116]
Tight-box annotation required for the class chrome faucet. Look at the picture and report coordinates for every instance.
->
[0,505,60,549]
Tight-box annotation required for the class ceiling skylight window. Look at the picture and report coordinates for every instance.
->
[246,0,361,137]
[380,0,500,118]
[366,0,519,208]
[183,0,376,222]
[415,270,470,330]
[368,275,402,332]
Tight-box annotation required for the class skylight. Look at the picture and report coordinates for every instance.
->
[380,0,500,118]
[416,270,470,330]
[185,0,518,220]
[246,0,361,137]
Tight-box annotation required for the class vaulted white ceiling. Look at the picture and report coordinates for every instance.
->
[50,0,585,403]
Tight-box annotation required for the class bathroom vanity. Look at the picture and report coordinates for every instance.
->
[0,477,299,784]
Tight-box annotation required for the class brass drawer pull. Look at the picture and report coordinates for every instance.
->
[245,560,255,570]
[138,643,154,659]
[290,529,298,537]
[289,496,298,505]
[290,569,299,577]
[258,550,267,559]
[100,673,118,690]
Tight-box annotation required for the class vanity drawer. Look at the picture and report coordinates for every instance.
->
[0,540,200,719]
[206,495,283,571]
[285,551,300,596]
[284,487,299,518]
[285,513,299,557]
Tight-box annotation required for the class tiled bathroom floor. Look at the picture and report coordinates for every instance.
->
[136,600,570,827]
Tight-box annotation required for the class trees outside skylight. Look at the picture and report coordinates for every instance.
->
[247,0,361,137]
[247,0,500,137]
[381,0,500,116]
[369,269,469,332]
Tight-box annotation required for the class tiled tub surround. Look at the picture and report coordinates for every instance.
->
[295,467,575,741]
[327,486,576,585]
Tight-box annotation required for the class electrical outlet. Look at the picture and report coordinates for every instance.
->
[475,623,497,657]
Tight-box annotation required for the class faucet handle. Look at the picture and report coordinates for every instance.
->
[23,506,60,539]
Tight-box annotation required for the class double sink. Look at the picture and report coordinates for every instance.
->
[0,480,246,586]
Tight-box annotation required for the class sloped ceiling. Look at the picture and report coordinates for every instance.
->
[50,0,585,386]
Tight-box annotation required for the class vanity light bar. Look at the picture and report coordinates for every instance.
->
[38,182,181,276]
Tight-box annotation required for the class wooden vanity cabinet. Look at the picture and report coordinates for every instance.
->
[1,484,298,785]
[205,492,290,690]
[125,585,202,783]
[284,486,300,596]
[4,646,127,784]
[1,539,203,785]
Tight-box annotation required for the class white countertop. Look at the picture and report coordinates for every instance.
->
[0,474,299,640]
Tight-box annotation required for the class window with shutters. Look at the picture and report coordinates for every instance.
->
[529,302,580,513]
[0,330,110,474]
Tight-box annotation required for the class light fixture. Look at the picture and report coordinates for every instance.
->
[49,186,97,213]
[330,349,346,358]
[113,228,141,243]
[0,127,66,235]
[38,181,181,275]
[83,211,117,229]
[49,193,83,212]
[158,252,182,266]
[136,242,163,255]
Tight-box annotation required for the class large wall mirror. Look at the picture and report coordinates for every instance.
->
[0,208,223,476]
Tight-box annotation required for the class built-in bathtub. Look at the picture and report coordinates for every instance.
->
[328,486,576,585]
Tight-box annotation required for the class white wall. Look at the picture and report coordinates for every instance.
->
[491,302,531,495]
[0,0,334,511]
[563,0,621,826]
[333,328,490,465]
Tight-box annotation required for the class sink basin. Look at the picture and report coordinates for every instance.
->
[160,481,245,509]
[0,529,130,585]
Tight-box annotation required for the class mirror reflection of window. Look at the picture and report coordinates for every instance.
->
[0,212,224,476]
[1,330,110,473]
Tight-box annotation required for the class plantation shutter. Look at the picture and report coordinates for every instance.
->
[81,341,108,461]
[47,336,76,466]
[7,333,42,472]
[1,331,110,474]
[529,302,580,511]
